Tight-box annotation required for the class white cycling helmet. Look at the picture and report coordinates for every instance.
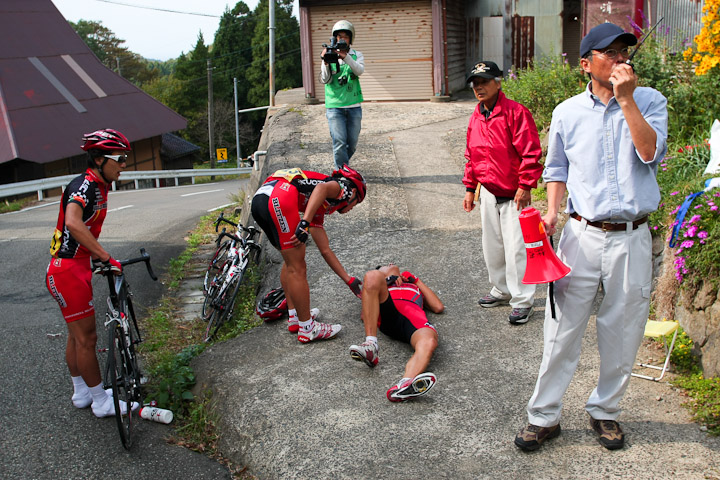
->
[332,20,355,44]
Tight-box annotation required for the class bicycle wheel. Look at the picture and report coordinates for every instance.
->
[107,319,134,449]
[201,267,227,321]
[204,270,243,342]
[204,240,231,293]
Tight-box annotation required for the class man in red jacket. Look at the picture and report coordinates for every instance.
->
[462,60,543,325]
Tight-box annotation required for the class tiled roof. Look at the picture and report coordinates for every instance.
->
[161,133,201,160]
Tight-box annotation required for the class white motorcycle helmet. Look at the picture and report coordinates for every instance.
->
[332,20,355,44]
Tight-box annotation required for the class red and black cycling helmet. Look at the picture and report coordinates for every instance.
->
[333,165,367,203]
[256,287,288,321]
[81,128,132,152]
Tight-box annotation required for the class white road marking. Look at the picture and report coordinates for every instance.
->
[182,189,224,197]
[108,205,133,212]
[208,203,235,212]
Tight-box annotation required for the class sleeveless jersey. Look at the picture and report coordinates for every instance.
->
[324,52,364,108]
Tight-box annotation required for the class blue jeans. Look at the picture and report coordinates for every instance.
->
[326,106,362,170]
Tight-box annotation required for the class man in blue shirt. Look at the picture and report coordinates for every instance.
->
[514,23,668,452]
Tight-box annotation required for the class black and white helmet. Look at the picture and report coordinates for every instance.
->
[256,288,288,321]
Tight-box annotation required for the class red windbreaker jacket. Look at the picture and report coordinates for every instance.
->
[462,90,543,198]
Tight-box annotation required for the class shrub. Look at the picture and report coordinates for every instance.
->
[501,54,586,132]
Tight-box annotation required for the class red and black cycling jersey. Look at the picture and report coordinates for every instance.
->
[49,168,108,259]
[261,168,354,220]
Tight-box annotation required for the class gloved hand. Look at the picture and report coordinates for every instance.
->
[401,271,418,284]
[294,219,311,244]
[93,256,122,274]
[346,277,362,298]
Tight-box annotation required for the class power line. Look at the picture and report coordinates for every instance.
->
[96,0,222,18]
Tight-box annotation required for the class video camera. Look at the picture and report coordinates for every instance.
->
[321,37,350,74]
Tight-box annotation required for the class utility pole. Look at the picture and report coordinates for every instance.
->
[234,77,241,168]
[207,59,215,170]
[115,56,121,76]
[269,0,276,107]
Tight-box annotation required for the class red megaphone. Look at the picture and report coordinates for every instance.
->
[519,207,571,284]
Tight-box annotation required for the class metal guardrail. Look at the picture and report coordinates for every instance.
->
[0,167,254,201]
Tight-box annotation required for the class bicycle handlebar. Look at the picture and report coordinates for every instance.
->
[99,248,158,281]
[213,213,259,238]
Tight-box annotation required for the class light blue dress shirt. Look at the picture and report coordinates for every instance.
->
[543,83,668,222]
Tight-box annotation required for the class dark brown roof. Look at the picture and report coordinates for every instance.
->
[0,0,187,165]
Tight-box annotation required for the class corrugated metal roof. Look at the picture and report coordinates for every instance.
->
[0,0,187,165]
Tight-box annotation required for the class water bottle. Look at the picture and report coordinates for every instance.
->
[139,406,173,424]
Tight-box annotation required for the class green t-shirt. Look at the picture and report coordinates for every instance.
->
[324,53,363,108]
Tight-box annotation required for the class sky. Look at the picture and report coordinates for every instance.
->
[51,0,299,61]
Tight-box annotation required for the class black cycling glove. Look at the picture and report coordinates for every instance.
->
[294,219,311,243]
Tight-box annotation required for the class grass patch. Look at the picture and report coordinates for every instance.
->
[0,196,36,214]
[672,374,720,435]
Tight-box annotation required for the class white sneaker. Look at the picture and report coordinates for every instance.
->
[92,395,139,418]
[287,308,319,333]
[73,388,112,408]
[297,321,341,343]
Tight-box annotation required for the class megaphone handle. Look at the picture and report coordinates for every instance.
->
[474,184,481,204]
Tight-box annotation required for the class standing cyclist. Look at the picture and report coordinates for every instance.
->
[321,20,364,170]
[46,129,137,418]
[251,165,367,343]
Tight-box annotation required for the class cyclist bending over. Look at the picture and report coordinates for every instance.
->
[251,166,366,343]
[46,129,137,418]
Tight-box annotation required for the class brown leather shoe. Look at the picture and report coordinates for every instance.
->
[514,423,561,451]
[589,417,625,450]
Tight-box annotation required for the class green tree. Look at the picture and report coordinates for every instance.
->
[172,33,210,119]
[211,2,257,105]
[69,19,158,86]
[246,0,302,107]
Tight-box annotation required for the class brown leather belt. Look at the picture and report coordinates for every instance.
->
[570,212,648,232]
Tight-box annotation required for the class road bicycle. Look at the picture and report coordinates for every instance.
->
[202,213,262,342]
[97,248,157,450]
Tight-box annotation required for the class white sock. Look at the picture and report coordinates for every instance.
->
[299,319,314,333]
[71,376,92,408]
[365,336,378,347]
[288,309,297,320]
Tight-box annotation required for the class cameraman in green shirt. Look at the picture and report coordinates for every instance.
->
[320,20,364,170]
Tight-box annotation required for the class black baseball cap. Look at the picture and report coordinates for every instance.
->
[466,61,503,83]
[580,23,637,58]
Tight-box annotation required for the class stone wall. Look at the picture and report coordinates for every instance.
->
[652,235,720,377]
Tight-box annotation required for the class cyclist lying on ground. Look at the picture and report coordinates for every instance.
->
[45,129,138,418]
[250,165,366,343]
[349,264,444,402]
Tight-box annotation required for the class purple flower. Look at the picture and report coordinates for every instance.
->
[670,206,680,215]
[689,215,701,223]
[681,240,694,249]
[670,191,679,196]
[698,231,708,239]
[694,205,702,209]
[711,206,718,211]
[653,225,659,230]
[685,225,698,237]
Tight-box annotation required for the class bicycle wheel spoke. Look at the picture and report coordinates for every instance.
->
[108,320,133,449]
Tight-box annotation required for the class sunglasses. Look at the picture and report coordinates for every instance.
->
[105,154,128,163]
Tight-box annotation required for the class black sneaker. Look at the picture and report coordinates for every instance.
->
[477,293,510,308]
[589,417,624,450]
[514,424,561,451]
[509,307,534,324]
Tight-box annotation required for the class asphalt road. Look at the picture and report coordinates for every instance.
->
[0,178,248,480]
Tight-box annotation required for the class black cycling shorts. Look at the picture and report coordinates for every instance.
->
[378,296,435,344]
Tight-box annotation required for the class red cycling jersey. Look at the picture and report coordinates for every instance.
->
[251,168,354,250]
[377,272,436,343]
[49,168,108,259]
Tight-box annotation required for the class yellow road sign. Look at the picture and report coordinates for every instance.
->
[216,148,228,161]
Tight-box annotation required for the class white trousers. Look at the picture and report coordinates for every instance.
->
[479,186,535,308]
[526,217,652,426]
